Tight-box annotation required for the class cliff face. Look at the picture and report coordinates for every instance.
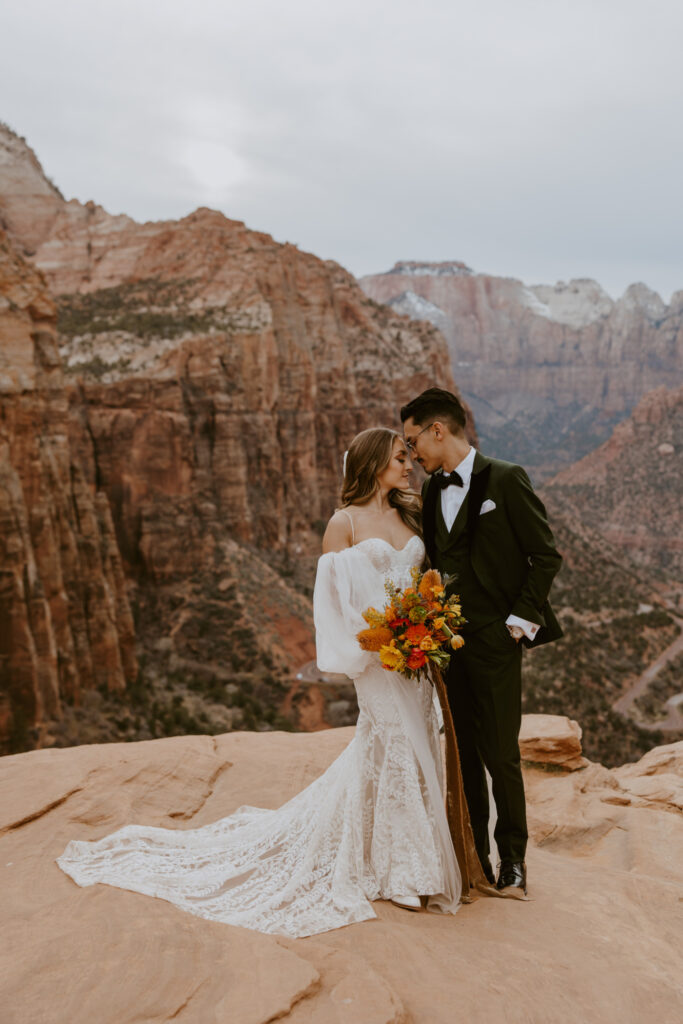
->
[0,121,465,572]
[543,385,683,579]
[50,212,462,748]
[0,123,64,254]
[47,207,464,571]
[0,228,137,751]
[0,124,467,752]
[360,262,683,479]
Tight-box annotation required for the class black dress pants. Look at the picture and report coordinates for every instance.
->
[446,619,528,872]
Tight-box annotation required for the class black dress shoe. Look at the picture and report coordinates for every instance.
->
[496,861,527,895]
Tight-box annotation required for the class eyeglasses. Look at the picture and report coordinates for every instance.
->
[405,423,434,453]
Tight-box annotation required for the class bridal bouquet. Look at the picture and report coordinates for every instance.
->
[357,568,466,680]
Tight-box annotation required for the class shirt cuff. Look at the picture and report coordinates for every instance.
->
[505,614,540,642]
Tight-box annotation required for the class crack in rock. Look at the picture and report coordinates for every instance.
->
[166,978,208,1020]
[1,786,84,835]
[168,759,233,820]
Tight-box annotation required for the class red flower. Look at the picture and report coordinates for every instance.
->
[404,623,429,643]
[388,617,409,629]
[406,649,427,670]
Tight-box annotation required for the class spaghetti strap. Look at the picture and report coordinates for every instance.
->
[338,508,355,545]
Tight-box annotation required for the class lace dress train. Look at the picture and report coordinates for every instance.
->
[56,536,462,938]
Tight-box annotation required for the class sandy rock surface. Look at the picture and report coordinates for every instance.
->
[1,720,682,1024]
[519,713,587,770]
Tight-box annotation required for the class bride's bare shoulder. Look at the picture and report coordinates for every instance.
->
[322,509,354,554]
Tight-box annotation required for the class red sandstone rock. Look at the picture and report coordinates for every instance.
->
[0,228,137,752]
[0,124,467,576]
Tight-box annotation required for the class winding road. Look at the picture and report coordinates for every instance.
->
[612,615,683,732]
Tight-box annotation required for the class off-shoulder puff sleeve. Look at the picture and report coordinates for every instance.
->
[313,549,380,679]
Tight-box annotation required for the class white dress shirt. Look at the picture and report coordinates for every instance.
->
[440,446,476,532]
[439,447,539,642]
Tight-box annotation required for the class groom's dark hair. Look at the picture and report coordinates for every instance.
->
[400,387,467,436]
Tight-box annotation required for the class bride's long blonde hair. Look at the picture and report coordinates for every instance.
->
[340,427,422,538]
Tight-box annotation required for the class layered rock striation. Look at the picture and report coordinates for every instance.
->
[360,262,683,479]
[0,228,137,752]
[52,208,464,569]
[0,123,465,576]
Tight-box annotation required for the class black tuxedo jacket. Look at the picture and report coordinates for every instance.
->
[422,452,563,648]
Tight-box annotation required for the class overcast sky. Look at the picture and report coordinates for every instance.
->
[3,0,683,300]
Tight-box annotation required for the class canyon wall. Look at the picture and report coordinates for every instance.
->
[360,261,683,479]
[0,124,465,751]
[543,384,683,580]
[1,127,466,578]
[0,227,137,750]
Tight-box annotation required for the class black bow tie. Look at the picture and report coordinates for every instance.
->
[436,470,464,489]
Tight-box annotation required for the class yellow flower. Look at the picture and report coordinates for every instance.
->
[358,627,394,651]
[419,636,436,651]
[362,606,386,627]
[450,634,465,650]
[379,644,406,671]
[433,616,445,630]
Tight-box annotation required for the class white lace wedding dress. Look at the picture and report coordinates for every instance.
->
[56,535,462,938]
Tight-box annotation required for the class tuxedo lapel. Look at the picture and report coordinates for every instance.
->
[422,475,439,565]
[466,453,492,541]
[450,492,469,541]
[437,490,469,545]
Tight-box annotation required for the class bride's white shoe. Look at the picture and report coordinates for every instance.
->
[390,894,422,911]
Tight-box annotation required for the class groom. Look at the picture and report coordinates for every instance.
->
[401,387,563,895]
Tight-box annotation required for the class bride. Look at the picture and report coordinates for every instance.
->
[56,427,463,938]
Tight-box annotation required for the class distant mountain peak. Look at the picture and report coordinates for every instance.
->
[387,260,474,277]
[0,121,64,200]
[0,121,66,254]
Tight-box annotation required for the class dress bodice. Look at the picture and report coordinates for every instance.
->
[350,535,425,587]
